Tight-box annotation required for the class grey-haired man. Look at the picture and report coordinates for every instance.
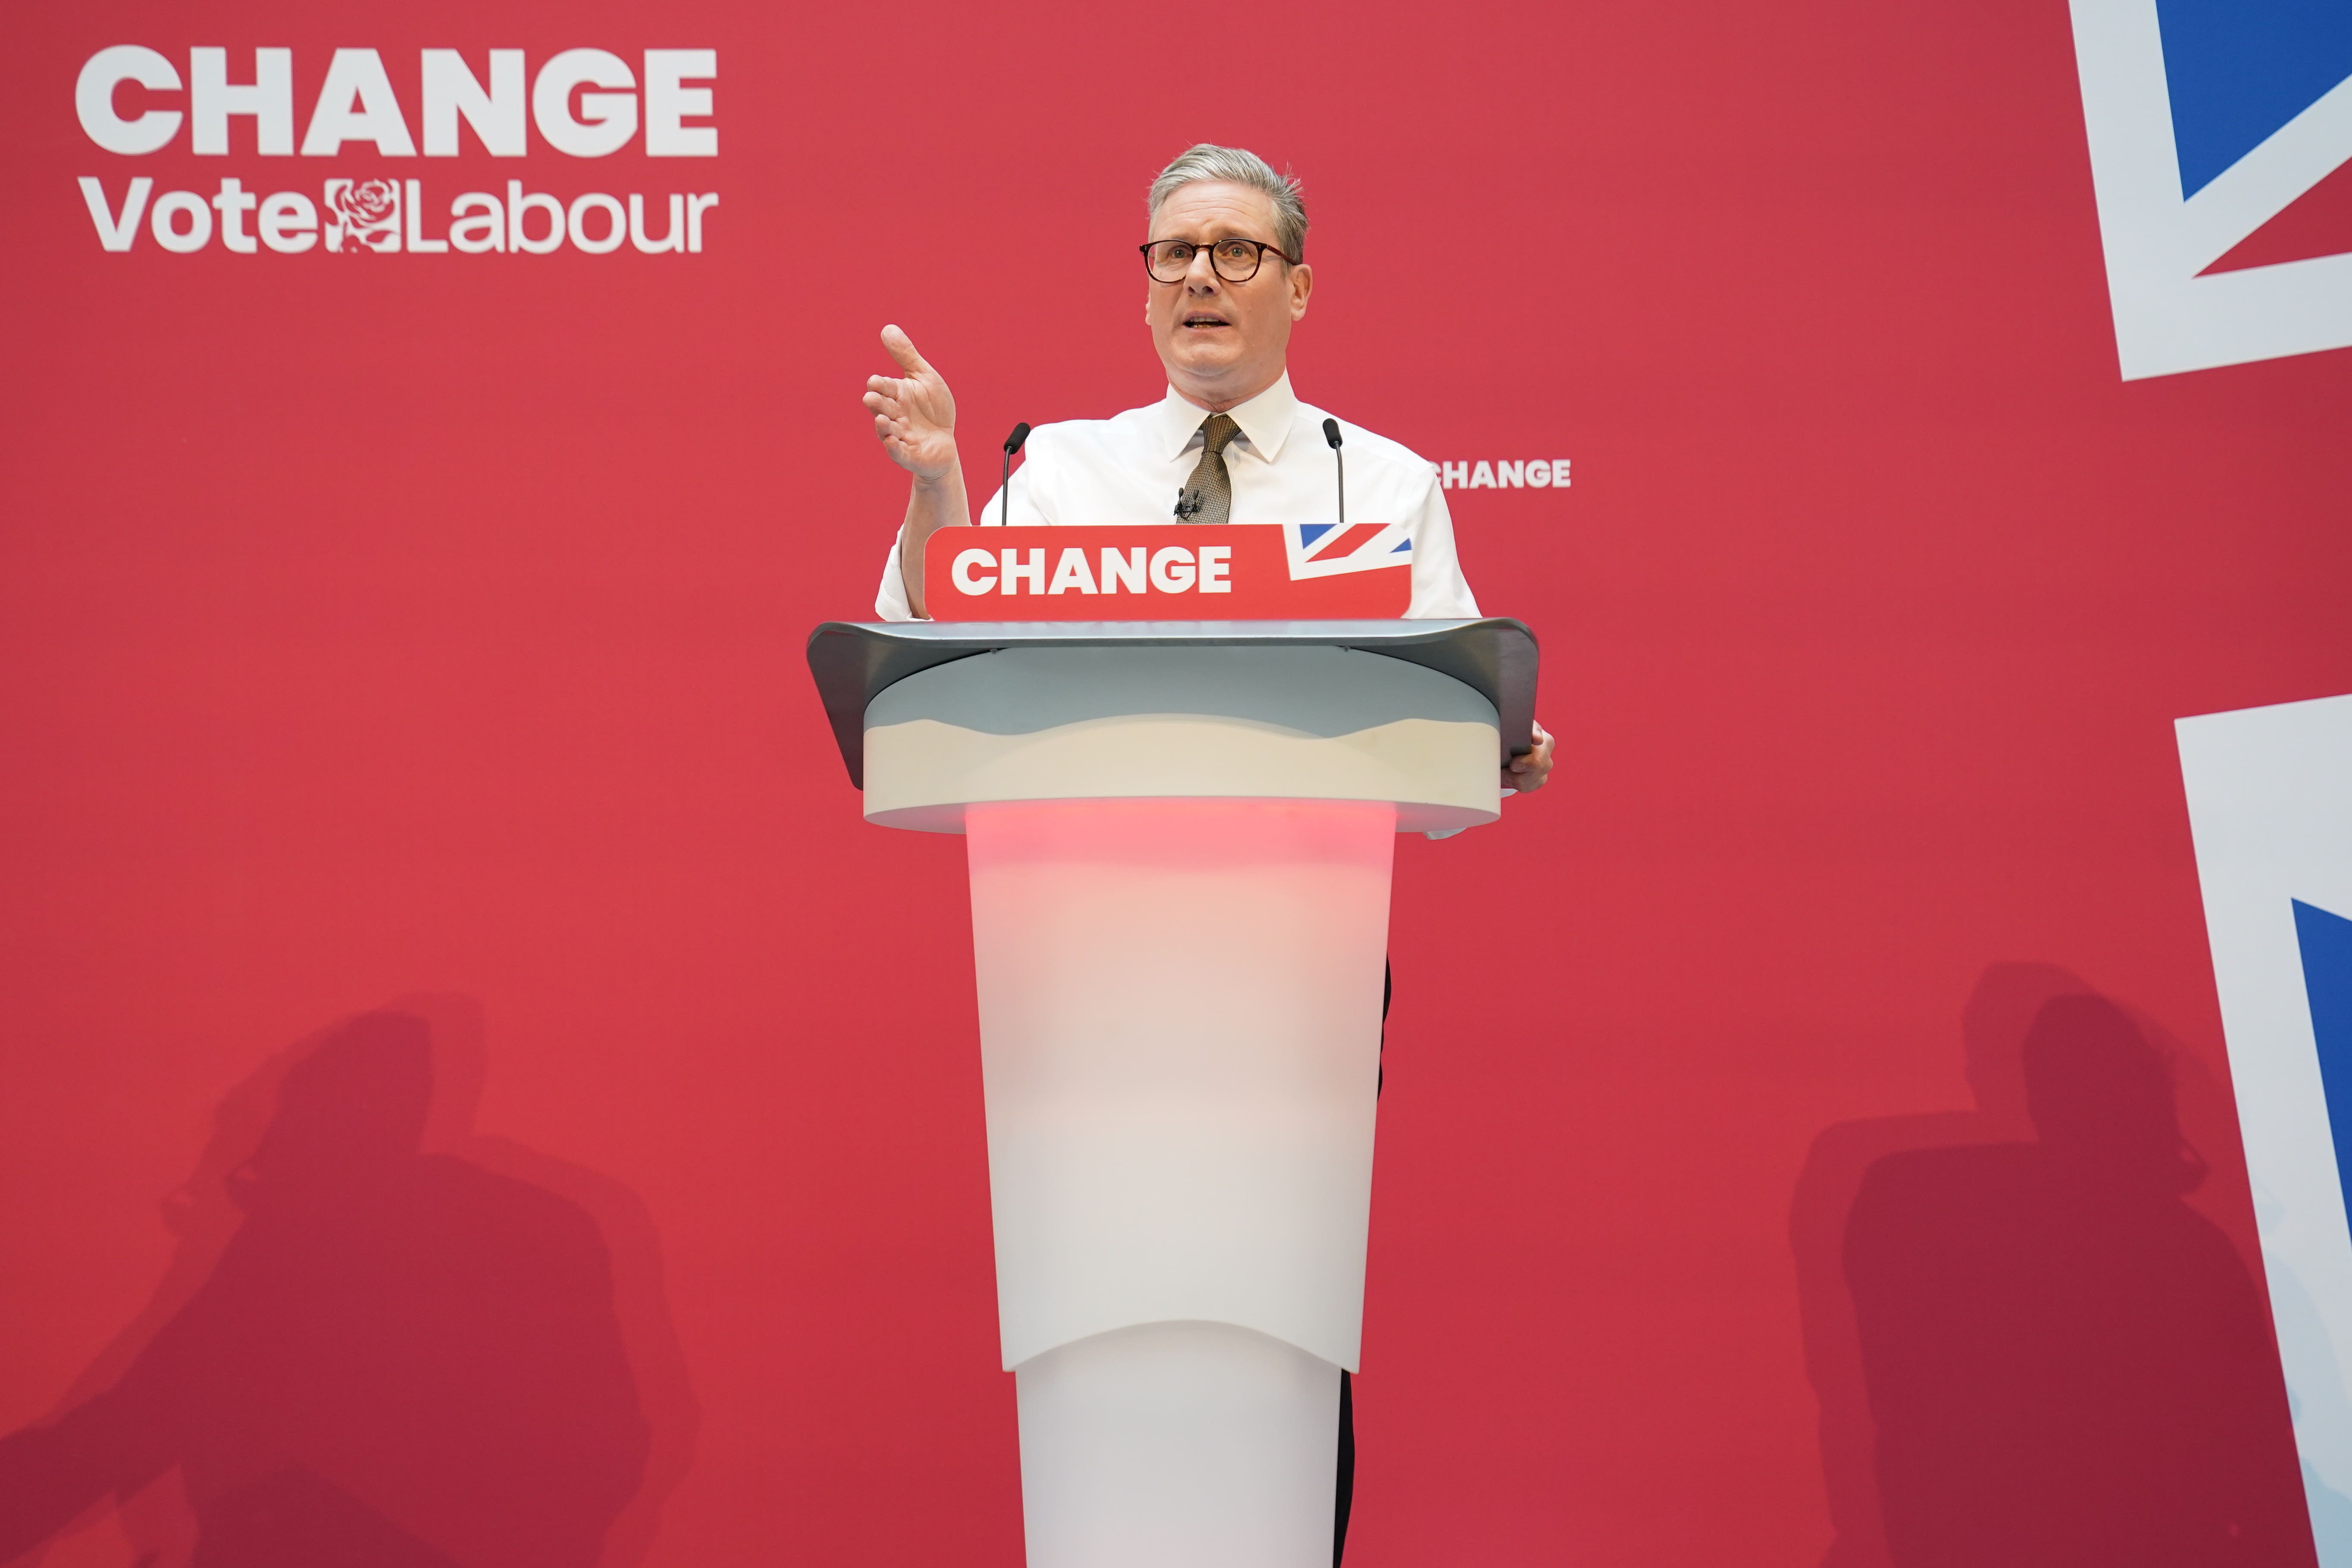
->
[858,145,1554,1565]
[862,142,1556,794]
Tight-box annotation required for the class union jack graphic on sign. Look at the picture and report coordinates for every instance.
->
[1289,520,1411,580]
[2070,0,2352,377]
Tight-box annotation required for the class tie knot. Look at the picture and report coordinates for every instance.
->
[1199,413,1240,456]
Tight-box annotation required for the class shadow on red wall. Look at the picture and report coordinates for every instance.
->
[1792,969,2313,1568]
[0,999,697,1568]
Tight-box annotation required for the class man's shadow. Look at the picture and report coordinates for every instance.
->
[1793,970,2311,1567]
[0,998,697,1568]
[1793,964,2092,1564]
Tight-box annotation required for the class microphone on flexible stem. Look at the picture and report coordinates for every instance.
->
[1321,417,1345,528]
[1000,422,1032,528]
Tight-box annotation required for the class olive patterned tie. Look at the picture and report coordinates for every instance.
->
[1174,413,1241,525]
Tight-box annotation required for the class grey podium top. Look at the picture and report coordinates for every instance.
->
[807,618,1539,789]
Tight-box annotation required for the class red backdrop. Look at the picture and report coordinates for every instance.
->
[3,1,2349,1565]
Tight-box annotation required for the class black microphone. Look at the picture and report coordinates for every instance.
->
[1321,417,1345,528]
[1000,422,1032,528]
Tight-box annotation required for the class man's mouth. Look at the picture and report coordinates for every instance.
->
[1181,313,1231,329]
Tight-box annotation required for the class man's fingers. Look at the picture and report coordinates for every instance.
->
[1501,721,1555,795]
[879,323,932,377]
[868,377,944,429]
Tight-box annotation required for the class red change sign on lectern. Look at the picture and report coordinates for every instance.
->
[925,523,1411,621]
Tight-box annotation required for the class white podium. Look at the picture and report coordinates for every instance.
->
[809,620,1539,1568]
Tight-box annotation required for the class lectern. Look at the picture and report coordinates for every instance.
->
[808,618,1538,1568]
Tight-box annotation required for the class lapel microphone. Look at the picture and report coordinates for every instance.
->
[1001,422,1032,527]
[1321,418,1345,528]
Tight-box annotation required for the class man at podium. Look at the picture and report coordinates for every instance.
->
[862,141,1554,796]
[854,144,1554,1565]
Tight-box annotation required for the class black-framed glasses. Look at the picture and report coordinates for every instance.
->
[1140,237,1296,284]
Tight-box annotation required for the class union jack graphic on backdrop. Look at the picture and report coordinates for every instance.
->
[2070,0,2352,377]
[2177,694,2352,1562]
[1286,520,1411,580]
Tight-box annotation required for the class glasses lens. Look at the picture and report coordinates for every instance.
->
[1146,241,1195,281]
[1211,240,1264,281]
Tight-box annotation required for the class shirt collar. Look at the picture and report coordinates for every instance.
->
[1153,372,1301,464]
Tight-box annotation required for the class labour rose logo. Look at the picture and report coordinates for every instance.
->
[323,178,400,254]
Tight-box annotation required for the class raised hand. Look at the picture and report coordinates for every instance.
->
[862,324,972,618]
[863,324,959,482]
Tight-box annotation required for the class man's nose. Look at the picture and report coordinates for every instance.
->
[1185,250,1221,290]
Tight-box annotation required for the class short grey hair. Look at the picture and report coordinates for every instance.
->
[1147,144,1308,263]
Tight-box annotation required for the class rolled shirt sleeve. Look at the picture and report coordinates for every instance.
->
[874,452,1049,620]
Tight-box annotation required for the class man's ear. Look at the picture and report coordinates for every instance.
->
[1289,262,1314,321]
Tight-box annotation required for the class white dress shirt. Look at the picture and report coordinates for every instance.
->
[874,373,1480,620]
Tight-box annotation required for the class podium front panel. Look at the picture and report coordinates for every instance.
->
[968,796,1391,1370]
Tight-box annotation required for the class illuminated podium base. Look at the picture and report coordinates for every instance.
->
[809,621,1536,1568]
[1018,1321,1341,1568]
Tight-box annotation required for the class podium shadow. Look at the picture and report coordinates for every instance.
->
[1792,968,2311,1568]
[0,996,697,1568]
